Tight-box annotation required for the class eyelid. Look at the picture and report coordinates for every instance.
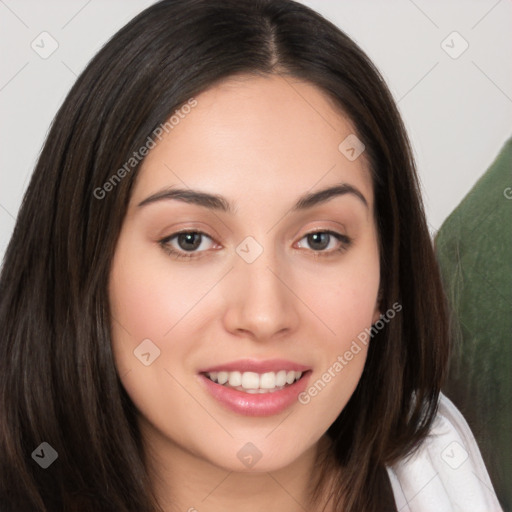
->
[160,229,215,244]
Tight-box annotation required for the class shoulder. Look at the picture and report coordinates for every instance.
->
[386,392,503,512]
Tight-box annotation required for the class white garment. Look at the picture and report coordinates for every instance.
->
[387,393,503,512]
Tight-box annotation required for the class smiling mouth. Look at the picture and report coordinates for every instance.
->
[202,370,306,394]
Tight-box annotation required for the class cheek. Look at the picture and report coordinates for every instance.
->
[109,235,218,348]
[108,240,213,441]
[295,250,379,420]
[304,252,380,342]
[298,300,371,431]
[108,232,229,406]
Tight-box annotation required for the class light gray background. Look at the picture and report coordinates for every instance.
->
[1,0,511,263]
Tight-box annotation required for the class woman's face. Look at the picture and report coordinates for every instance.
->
[109,74,381,473]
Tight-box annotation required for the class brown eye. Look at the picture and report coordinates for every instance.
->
[306,232,330,251]
[296,230,351,254]
[160,231,217,260]
[176,232,203,251]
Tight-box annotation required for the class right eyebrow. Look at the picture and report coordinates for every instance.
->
[138,188,233,213]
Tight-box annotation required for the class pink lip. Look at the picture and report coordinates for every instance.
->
[198,370,312,417]
[198,358,311,374]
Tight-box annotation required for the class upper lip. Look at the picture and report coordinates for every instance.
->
[199,359,311,374]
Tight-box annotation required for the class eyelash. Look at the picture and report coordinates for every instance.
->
[159,230,352,260]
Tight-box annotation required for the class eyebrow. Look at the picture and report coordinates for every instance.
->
[137,183,368,212]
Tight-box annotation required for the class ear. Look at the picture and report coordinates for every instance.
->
[371,287,383,324]
[372,306,381,325]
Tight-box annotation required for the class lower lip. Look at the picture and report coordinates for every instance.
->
[198,372,311,417]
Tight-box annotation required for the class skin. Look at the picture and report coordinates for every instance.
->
[109,74,381,512]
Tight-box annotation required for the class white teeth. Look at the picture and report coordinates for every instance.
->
[228,371,242,387]
[217,371,229,385]
[241,371,259,389]
[275,370,287,387]
[205,370,303,392]
[260,372,276,389]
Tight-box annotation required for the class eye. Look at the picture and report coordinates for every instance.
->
[159,231,217,259]
[296,230,351,254]
[159,229,352,261]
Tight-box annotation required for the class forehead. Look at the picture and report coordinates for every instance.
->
[131,74,373,211]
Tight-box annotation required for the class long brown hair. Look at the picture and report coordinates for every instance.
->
[0,1,450,510]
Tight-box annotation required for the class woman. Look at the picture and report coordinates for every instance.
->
[0,1,502,511]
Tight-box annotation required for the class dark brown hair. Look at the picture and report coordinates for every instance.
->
[0,1,450,510]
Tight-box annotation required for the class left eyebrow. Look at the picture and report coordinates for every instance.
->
[137,183,368,212]
[291,183,368,211]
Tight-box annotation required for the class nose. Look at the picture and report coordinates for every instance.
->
[221,246,300,341]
